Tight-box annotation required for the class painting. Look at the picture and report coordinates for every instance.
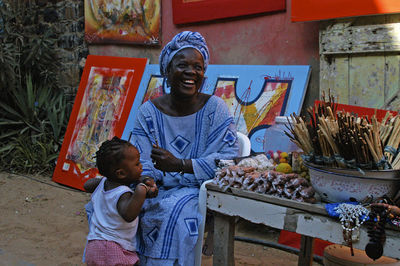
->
[292,0,400,22]
[84,0,161,45]
[141,74,165,104]
[52,55,147,191]
[122,65,311,154]
[172,0,285,24]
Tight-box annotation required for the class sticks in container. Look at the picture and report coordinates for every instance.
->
[285,94,391,170]
[384,116,400,163]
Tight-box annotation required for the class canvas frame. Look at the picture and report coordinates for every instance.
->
[172,0,285,24]
[52,55,147,190]
[292,0,400,22]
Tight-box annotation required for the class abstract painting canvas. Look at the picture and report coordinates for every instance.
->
[122,65,311,154]
[84,0,161,45]
[52,55,147,190]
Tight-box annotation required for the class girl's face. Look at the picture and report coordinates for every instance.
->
[167,48,205,99]
[118,146,142,184]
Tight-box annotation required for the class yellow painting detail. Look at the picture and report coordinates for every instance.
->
[85,0,161,45]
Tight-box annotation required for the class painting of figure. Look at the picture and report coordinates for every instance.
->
[52,56,147,191]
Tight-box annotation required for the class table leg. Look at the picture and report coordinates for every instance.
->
[213,212,235,266]
[298,235,314,266]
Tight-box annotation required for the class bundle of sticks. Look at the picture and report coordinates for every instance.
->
[285,93,400,170]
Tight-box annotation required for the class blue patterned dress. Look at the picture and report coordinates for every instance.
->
[131,95,239,265]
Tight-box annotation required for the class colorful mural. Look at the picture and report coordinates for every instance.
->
[122,65,311,154]
[84,0,161,45]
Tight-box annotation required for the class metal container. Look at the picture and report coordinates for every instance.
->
[305,163,400,203]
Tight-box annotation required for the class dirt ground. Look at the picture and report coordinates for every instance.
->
[0,172,318,266]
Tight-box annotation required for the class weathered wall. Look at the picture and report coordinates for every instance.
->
[320,14,400,111]
[33,0,88,102]
[53,0,88,102]
[88,0,320,114]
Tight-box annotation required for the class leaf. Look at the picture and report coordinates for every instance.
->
[0,142,15,153]
[0,101,23,119]
[0,129,21,139]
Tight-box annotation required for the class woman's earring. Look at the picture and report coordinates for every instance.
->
[163,77,170,94]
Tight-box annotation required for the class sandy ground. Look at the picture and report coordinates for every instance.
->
[0,172,317,266]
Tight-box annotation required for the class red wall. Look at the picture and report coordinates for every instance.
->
[89,0,320,112]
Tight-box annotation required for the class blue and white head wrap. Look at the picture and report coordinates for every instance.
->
[159,31,210,76]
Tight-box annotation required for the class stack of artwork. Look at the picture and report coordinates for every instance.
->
[53,57,310,190]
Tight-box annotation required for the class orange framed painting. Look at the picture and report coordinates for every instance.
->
[172,0,285,24]
[292,0,400,22]
[84,0,161,45]
[52,55,147,191]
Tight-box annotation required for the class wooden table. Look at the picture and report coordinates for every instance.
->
[205,183,400,266]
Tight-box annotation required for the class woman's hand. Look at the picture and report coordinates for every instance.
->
[371,202,400,216]
[150,145,181,172]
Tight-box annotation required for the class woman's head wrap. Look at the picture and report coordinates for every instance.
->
[159,31,210,76]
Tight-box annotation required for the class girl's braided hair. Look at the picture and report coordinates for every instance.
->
[96,136,132,179]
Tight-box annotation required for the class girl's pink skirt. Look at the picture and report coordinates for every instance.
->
[85,240,139,266]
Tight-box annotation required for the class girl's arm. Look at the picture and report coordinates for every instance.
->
[83,178,102,193]
[117,184,149,222]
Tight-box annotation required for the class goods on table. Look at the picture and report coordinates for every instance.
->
[306,163,400,202]
[285,92,400,170]
[365,204,388,260]
[334,203,369,256]
[236,154,275,170]
[213,165,317,203]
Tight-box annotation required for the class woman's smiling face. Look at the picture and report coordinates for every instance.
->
[167,48,205,99]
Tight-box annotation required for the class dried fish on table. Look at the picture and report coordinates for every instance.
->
[213,165,317,203]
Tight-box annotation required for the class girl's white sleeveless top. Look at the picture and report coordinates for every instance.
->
[87,178,138,251]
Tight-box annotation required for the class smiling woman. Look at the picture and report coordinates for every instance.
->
[153,48,209,117]
[129,31,239,266]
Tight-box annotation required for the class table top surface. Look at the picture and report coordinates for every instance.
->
[206,182,327,215]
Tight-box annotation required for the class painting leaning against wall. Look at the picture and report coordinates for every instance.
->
[52,55,147,191]
[122,65,311,154]
[84,0,161,45]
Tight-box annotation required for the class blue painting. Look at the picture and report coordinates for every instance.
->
[122,64,311,154]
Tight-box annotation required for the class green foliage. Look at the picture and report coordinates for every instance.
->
[0,75,70,174]
[0,0,59,95]
[0,0,69,174]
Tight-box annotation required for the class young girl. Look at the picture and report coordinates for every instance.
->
[83,136,157,266]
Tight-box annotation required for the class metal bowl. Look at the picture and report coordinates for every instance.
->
[305,163,400,203]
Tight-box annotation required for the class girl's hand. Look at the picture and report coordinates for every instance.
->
[147,184,158,198]
[150,145,181,172]
[141,176,159,198]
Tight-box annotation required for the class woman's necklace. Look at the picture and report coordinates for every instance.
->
[334,203,370,256]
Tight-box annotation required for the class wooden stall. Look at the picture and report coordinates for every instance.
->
[206,183,400,266]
